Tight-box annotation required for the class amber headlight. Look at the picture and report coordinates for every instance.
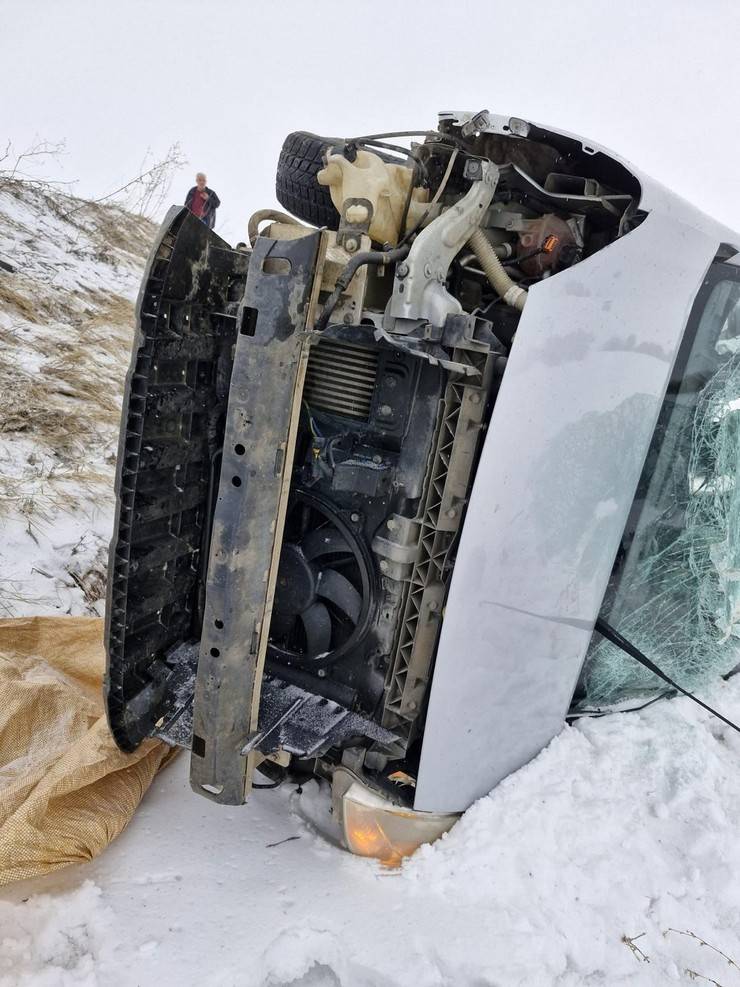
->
[336,773,459,866]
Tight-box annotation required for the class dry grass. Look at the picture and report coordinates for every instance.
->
[88,201,155,259]
[41,189,156,262]
[0,180,155,616]
[0,290,135,455]
[0,371,70,436]
[65,541,108,611]
[0,278,60,324]
[0,282,137,528]
[0,580,36,617]
[0,239,139,534]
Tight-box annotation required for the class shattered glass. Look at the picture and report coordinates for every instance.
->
[581,271,740,704]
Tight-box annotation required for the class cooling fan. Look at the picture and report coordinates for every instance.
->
[268,491,374,666]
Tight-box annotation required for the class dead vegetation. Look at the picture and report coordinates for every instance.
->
[622,933,650,963]
[0,291,136,460]
[622,928,740,985]
[60,197,156,262]
[0,138,70,193]
[0,180,153,530]
[0,184,150,452]
[0,277,61,324]
[0,177,159,616]
[0,457,111,519]
[66,541,108,612]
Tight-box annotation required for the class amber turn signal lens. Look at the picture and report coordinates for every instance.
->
[341,780,458,867]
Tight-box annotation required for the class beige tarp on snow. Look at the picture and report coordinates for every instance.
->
[0,616,175,887]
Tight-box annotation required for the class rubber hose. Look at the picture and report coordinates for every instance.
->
[468,227,527,311]
[315,243,410,331]
[248,209,306,246]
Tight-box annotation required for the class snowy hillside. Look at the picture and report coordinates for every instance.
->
[2,184,740,987]
[0,181,154,617]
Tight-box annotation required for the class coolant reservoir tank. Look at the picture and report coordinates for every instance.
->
[318,148,428,246]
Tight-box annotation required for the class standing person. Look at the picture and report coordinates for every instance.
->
[185,172,220,229]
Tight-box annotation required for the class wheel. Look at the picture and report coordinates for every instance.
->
[275,131,341,229]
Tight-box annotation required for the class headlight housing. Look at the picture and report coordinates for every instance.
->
[334,771,458,866]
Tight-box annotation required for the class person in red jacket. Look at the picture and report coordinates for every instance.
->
[184,172,220,229]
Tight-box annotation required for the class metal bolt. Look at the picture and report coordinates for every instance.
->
[469,392,481,404]
[423,263,433,278]
[350,512,361,523]
[372,454,382,464]
[379,560,389,572]
[379,404,392,417]
[345,236,359,253]
[396,262,409,279]
[387,518,398,531]
[317,668,326,678]
[447,508,457,518]
[428,600,438,612]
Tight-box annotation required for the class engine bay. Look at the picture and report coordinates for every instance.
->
[106,111,646,808]
[265,112,644,786]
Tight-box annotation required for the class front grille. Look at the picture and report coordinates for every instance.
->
[304,339,379,420]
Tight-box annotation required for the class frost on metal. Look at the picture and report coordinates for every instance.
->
[583,280,740,704]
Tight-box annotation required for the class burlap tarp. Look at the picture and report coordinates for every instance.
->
[0,616,175,887]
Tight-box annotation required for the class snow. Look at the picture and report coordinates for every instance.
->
[0,883,116,987]
[2,185,740,987]
[3,680,740,986]
[0,183,153,618]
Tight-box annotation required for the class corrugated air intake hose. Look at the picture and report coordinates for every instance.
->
[468,227,527,311]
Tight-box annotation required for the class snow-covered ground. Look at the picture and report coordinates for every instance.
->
[0,181,153,618]
[4,684,740,987]
[2,184,740,987]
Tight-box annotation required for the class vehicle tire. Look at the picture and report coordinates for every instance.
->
[275,131,340,229]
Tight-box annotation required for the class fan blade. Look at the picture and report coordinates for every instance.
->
[302,527,351,560]
[299,503,312,539]
[300,602,332,656]
[317,569,362,624]
[269,611,295,639]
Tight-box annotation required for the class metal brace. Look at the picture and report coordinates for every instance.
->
[384,160,499,335]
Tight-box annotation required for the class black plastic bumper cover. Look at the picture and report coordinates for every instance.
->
[104,207,248,751]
